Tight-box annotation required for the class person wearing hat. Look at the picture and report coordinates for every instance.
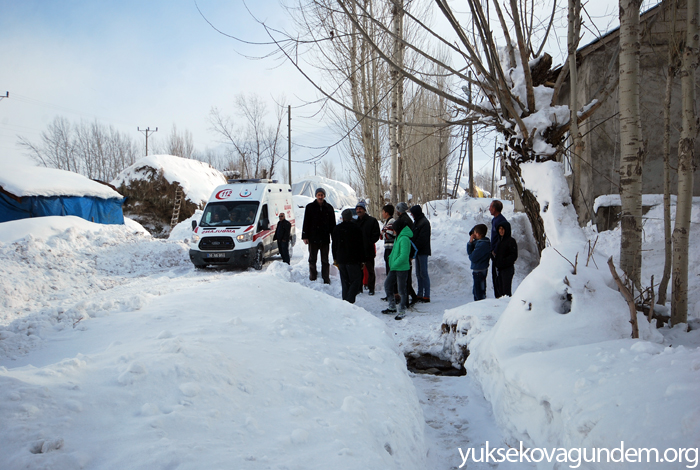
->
[332,209,365,303]
[353,201,381,295]
[301,187,336,283]
[387,202,419,306]
[382,214,414,320]
[409,204,431,302]
[273,211,292,264]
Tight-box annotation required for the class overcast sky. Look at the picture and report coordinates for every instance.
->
[0,0,636,185]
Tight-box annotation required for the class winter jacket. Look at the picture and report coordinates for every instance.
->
[490,213,507,255]
[388,226,413,272]
[494,221,518,270]
[273,218,291,243]
[411,212,432,256]
[354,214,381,260]
[381,217,396,248]
[301,200,336,244]
[332,221,364,265]
[467,236,491,271]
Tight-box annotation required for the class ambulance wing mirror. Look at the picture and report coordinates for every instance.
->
[191,220,197,230]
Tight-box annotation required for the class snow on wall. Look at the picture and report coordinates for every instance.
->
[0,163,123,199]
[110,155,226,205]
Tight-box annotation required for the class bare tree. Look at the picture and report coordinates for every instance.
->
[671,0,699,325]
[618,0,644,287]
[318,159,337,179]
[161,125,195,159]
[19,116,139,182]
[209,93,287,180]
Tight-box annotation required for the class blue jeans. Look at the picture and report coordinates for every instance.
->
[385,270,409,313]
[415,255,430,298]
[472,270,487,301]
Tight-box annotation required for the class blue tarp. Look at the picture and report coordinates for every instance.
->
[0,192,126,224]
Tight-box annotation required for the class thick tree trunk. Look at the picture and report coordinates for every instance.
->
[390,0,401,202]
[618,0,644,286]
[671,0,699,325]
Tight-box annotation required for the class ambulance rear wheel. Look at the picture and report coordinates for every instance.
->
[252,246,264,270]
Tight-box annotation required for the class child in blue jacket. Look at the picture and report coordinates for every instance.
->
[467,224,491,301]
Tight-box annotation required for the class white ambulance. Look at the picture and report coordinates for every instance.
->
[189,179,295,269]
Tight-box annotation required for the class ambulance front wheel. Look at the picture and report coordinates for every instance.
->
[252,245,264,270]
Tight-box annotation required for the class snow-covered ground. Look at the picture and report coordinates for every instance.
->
[1,178,698,469]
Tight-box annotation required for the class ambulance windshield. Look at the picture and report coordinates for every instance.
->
[200,202,260,227]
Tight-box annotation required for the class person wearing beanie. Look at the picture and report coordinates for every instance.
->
[301,187,336,284]
[354,201,380,295]
[409,204,431,302]
[332,209,365,303]
[382,221,414,321]
[389,202,419,306]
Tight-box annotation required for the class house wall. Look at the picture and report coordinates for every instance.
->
[562,0,700,226]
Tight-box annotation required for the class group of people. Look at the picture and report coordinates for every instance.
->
[295,188,432,320]
[286,187,517,318]
[466,200,518,301]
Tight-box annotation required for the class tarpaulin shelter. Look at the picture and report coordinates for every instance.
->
[0,165,125,224]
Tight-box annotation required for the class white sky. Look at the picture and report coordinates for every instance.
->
[0,0,650,184]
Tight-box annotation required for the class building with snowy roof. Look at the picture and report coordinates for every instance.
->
[0,164,126,224]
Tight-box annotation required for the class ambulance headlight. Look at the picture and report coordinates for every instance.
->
[237,232,253,243]
[191,235,200,243]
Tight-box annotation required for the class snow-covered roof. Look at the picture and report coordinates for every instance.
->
[292,175,358,210]
[0,163,123,199]
[111,155,226,205]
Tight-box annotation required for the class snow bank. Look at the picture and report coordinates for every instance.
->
[459,161,700,468]
[111,155,226,205]
[0,216,191,342]
[292,175,358,210]
[0,162,122,199]
[0,273,426,470]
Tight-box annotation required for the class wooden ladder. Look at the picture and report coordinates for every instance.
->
[170,187,183,228]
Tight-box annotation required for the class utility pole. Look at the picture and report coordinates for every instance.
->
[137,126,158,156]
[288,105,292,186]
[468,73,474,197]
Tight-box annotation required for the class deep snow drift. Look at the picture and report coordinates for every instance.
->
[1,167,698,469]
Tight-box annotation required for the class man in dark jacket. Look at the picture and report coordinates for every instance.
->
[273,212,292,264]
[409,205,431,302]
[489,199,507,297]
[332,209,365,303]
[391,202,419,305]
[354,201,381,295]
[301,188,336,283]
[494,220,518,297]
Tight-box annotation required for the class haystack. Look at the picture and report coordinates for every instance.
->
[111,155,226,236]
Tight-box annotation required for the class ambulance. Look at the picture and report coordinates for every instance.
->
[189,179,295,269]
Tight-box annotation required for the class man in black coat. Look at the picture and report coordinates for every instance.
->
[494,220,518,297]
[273,212,292,264]
[409,205,432,302]
[301,188,336,283]
[332,209,365,303]
[354,201,381,295]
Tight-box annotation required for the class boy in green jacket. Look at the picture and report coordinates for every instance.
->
[382,224,413,320]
